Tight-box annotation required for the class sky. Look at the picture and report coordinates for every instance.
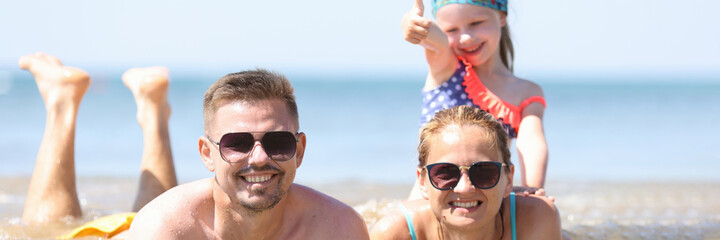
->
[1,0,719,81]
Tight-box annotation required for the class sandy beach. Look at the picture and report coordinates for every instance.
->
[2,176,720,239]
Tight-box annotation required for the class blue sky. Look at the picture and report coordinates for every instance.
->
[1,0,719,80]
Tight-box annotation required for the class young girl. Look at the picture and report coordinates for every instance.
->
[402,0,549,196]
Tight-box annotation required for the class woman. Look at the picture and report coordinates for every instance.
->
[371,106,560,239]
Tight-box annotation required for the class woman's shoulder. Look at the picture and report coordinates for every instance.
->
[514,195,562,239]
[370,200,430,240]
[515,194,557,217]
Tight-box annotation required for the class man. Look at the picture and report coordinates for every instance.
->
[128,70,369,239]
[19,52,369,239]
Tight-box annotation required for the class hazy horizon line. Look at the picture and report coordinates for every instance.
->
[1,64,718,84]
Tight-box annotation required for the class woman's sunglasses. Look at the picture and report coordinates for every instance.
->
[425,161,507,190]
[207,131,300,163]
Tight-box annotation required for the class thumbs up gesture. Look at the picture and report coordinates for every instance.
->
[402,0,432,44]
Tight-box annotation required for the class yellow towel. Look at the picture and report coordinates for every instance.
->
[57,212,136,239]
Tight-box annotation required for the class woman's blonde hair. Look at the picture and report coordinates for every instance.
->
[418,106,511,170]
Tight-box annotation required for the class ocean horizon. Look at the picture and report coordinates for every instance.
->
[2,71,719,183]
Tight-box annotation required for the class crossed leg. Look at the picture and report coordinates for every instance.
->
[122,67,177,211]
[20,53,178,223]
[20,53,89,223]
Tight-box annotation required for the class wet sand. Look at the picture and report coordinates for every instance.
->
[2,176,720,239]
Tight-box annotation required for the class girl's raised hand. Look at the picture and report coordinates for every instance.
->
[402,0,432,44]
[513,186,556,202]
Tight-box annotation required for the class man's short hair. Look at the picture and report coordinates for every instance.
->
[203,69,299,133]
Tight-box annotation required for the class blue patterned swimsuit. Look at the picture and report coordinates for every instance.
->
[420,63,474,122]
[420,60,546,139]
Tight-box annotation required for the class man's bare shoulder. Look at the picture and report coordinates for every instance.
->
[290,184,370,239]
[290,184,358,217]
[128,178,214,239]
[138,177,214,215]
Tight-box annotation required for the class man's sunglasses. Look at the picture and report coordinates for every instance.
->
[206,131,300,163]
[425,161,507,190]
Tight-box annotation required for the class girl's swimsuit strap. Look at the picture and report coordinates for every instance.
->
[519,96,547,110]
[399,203,418,240]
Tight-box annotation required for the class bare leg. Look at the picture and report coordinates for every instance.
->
[122,67,177,211]
[20,52,90,223]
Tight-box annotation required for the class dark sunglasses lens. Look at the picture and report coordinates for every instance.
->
[262,132,296,161]
[469,162,501,189]
[219,133,254,162]
[428,163,460,190]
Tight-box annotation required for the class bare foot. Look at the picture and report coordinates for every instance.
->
[19,52,88,223]
[18,52,90,110]
[123,67,177,211]
[122,67,171,125]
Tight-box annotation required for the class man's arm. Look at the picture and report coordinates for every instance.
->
[127,205,175,239]
[293,184,370,239]
[329,206,371,240]
[127,179,213,239]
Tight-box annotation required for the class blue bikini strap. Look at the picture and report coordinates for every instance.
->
[510,192,517,240]
[399,203,417,240]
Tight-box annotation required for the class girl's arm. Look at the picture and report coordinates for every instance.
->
[516,88,549,189]
[401,0,458,90]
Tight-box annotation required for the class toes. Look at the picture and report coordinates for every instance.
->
[18,52,63,71]
[146,66,169,76]
[63,67,91,82]
[122,66,170,102]
[18,55,38,70]
[122,67,169,88]
[122,67,168,83]
[35,52,62,66]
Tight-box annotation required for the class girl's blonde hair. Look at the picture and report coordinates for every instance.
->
[499,24,514,72]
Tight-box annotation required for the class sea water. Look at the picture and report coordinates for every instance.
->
[1,71,719,239]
